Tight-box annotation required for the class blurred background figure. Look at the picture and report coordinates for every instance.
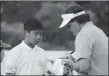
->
[0,40,11,62]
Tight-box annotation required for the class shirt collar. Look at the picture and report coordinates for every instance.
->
[22,41,33,51]
[22,41,41,52]
[33,45,40,51]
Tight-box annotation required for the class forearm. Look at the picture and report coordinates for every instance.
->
[71,60,89,74]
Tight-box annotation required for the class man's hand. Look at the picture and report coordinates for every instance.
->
[62,58,75,69]
[62,58,90,74]
[60,53,76,71]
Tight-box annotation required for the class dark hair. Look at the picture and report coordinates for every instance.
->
[70,14,90,24]
[24,17,43,33]
[63,4,90,24]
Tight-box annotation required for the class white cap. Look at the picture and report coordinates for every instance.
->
[59,11,86,28]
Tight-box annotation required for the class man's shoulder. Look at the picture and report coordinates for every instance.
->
[77,31,89,38]
[82,24,102,34]
[78,25,96,38]
[76,28,94,42]
[10,42,23,53]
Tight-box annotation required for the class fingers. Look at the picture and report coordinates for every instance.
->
[59,57,68,59]
[62,59,69,62]
[62,58,75,66]
[59,52,76,64]
[59,54,69,59]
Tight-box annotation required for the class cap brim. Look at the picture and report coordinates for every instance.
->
[59,13,75,28]
[59,18,71,28]
[59,11,86,28]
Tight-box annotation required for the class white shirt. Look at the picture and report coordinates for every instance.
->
[73,21,108,75]
[5,41,47,75]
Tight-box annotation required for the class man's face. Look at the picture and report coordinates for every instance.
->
[67,21,80,36]
[26,30,43,45]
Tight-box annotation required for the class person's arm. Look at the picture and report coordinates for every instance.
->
[63,33,93,74]
[5,48,19,75]
[74,58,89,74]
[42,50,49,75]
[62,55,89,74]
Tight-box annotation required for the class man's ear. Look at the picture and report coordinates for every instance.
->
[24,30,28,34]
[24,30,29,37]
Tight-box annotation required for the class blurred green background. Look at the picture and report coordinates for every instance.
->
[0,1,108,50]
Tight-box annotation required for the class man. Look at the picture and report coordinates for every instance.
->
[59,4,108,75]
[5,18,47,75]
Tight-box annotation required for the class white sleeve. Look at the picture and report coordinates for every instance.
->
[40,50,48,74]
[5,49,19,74]
[74,34,94,61]
[44,52,48,74]
[33,46,48,74]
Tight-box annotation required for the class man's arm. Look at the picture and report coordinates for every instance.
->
[5,48,19,75]
[62,55,90,74]
[72,58,89,74]
[72,33,92,74]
